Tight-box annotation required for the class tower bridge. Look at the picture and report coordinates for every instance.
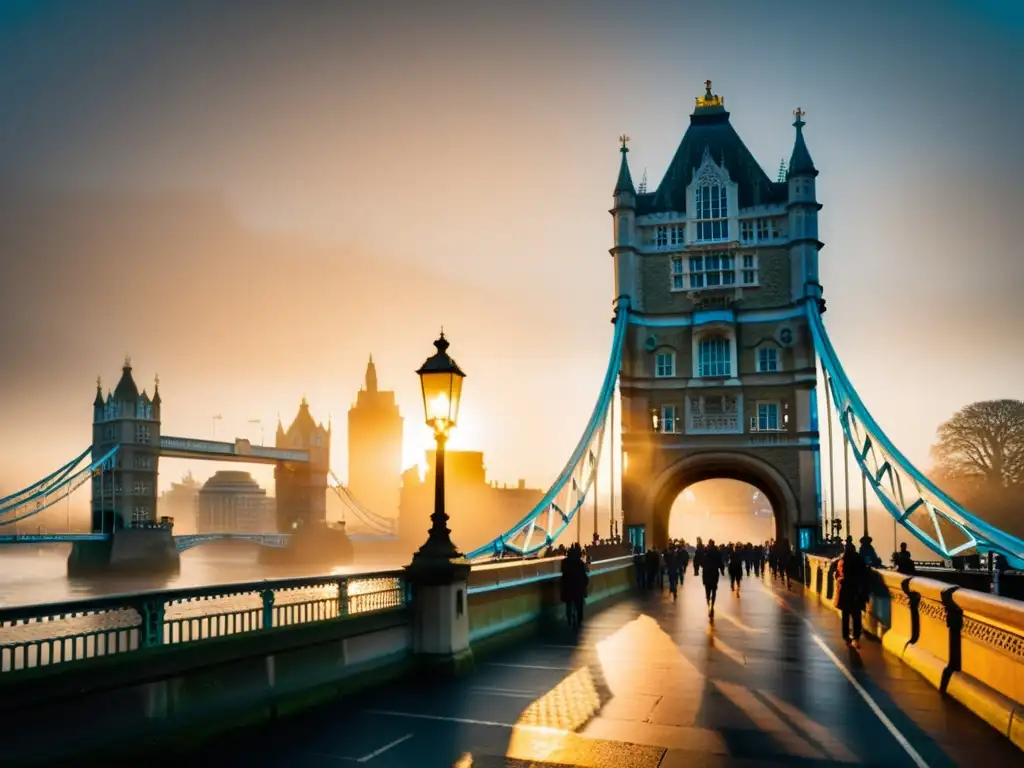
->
[3,82,1024,762]
[0,364,397,572]
[1,83,1022,575]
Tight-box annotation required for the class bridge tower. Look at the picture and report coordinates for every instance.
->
[613,81,822,551]
[71,360,177,576]
[273,398,330,532]
[90,359,162,530]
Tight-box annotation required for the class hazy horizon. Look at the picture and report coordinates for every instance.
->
[1,1,1021,513]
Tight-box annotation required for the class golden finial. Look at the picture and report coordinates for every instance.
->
[154,374,160,388]
[96,376,102,389]
[124,354,131,368]
[793,106,806,122]
[619,134,630,151]
[695,80,724,110]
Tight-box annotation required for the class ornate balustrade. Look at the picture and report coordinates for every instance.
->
[689,413,739,433]
[0,570,406,675]
[803,553,1024,751]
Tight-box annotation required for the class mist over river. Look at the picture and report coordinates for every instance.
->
[0,544,404,608]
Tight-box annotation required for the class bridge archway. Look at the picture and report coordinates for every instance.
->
[645,451,799,549]
[668,479,775,545]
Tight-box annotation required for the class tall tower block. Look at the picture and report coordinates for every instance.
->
[347,355,404,520]
[614,81,822,551]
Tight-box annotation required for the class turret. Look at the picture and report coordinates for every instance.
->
[610,135,640,308]
[93,377,104,423]
[786,108,824,302]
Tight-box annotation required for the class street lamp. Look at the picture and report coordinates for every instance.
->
[410,330,467,568]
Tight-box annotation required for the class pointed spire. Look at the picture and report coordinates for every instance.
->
[614,134,636,196]
[152,374,161,406]
[364,354,378,393]
[113,357,140,400]
[787,107,817,177]
[93,376,104,408]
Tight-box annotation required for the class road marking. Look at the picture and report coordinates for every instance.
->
[469,687,536,699]
[356,733,413,763]
[364,709,569,735]
[486,662,575,670]
[714,612,766,634]
[763,583,931,768]
[809,635,930,768]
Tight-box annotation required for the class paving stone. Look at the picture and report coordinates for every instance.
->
[185,574,1021,767]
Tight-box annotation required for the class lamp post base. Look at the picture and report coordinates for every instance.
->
[404,566,474,677]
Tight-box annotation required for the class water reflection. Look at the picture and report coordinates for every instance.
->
[0,543,405,608]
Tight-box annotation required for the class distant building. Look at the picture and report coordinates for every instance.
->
[399,450,543,550]
[197,470,274,533]
[158,472,201,533]
[273,398,331,532]
[90,359,162,529]
[347,356,403,521]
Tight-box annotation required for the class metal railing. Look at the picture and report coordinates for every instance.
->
[0,570,406,675]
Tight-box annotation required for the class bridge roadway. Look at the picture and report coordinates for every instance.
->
[187,573,1018,767]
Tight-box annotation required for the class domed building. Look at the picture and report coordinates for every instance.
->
[197,471,274,533]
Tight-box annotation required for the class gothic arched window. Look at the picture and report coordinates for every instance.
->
[693,164,729,242]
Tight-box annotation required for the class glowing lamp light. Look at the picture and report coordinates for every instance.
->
[416,331,465,435]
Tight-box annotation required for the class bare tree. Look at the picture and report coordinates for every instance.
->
[931,400,1024,488]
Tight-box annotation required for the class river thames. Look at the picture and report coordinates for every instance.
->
[0,544,405,608]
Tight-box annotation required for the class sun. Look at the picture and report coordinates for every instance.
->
[401,400,484,474]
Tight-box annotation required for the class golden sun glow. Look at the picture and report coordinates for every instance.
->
[401,399,486,475]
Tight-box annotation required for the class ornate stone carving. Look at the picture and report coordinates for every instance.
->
[917,598,947,623]
[889,589,911,609]
[961,616,1024,660]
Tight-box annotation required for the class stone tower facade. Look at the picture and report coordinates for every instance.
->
[273,398,331,532]
[91,360,162,530]
[347,355,403,519]
[612,82,823,551]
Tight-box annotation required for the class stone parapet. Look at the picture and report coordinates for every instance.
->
[947,587,1024,746]
[800,557,1024,752]
[1,555,638,763]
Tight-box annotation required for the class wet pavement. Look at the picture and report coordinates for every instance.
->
[191,571,1020,767]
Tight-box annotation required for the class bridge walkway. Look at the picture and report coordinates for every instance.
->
[191,573,1019,767]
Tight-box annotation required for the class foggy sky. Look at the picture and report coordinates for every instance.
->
[1,0,1022,496]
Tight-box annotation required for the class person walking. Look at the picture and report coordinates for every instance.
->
[560,543,589,629]
[834,541,868,648]
[859,535,883,568]
[728,544,744,594]
[895,542,916,575]
[666,545,681,600]
[702,539,725,619]
[777,539,793,588]
[694,538,705,577]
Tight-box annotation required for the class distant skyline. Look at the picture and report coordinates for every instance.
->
[1,1,1021,507]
